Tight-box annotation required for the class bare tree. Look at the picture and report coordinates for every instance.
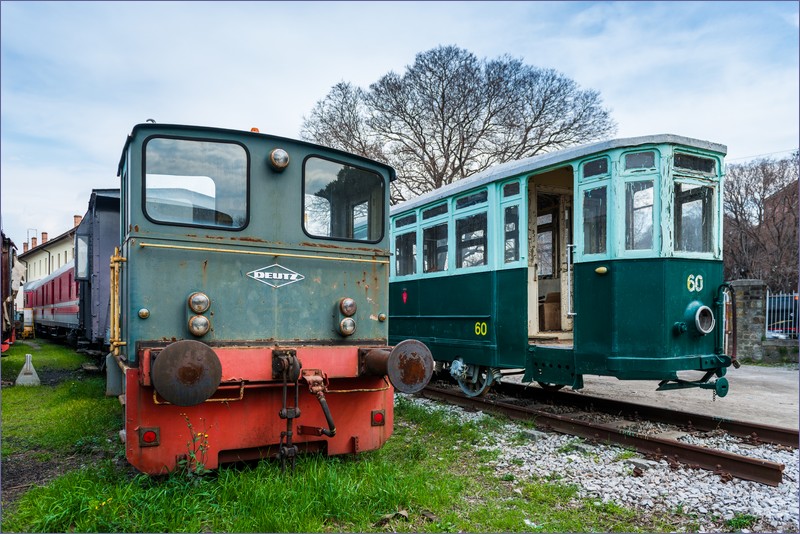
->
[724,152,799,291]
[301,45,616,203]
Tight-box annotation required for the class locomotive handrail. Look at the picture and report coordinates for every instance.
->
[109,248,127,356]
[137,242,390,265]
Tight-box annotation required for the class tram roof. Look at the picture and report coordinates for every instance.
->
[391,134,727,215]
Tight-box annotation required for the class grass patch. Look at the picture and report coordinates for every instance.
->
[3,352,686,533]
[1,340,120,458]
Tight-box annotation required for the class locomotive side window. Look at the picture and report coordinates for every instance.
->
[504,205,520,263]
[583,186,607,255]
[144,138,248,229]
[303,157,384,242]
[423,223,448,273]
[395,232,417,276]
[456,212,487,268]
[625,180,654,250]
[674,183,714,253]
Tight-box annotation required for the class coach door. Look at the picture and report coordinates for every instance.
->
[527,171,574,341]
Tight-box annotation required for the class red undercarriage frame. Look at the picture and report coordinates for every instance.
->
[123,345,394,474]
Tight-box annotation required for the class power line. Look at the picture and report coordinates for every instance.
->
[727,148,798,162]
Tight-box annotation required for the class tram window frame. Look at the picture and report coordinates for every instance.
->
[455,211,488,269]
[503,204,520,264]
[623,150,657,173]
[674,152,717,175]
[422,222,449,273]
[581,185,608,256]
[395,231,417,276]
[673,181,715,254]
[624,179,655,252]
[582,157,609,181]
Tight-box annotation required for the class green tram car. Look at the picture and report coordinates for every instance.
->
[388,135,735,397]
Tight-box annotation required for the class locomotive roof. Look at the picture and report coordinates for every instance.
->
[391,134,727,215]
[118,122,397,181]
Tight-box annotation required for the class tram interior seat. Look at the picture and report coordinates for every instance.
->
[539,292,561,331]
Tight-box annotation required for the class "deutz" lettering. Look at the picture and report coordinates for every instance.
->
[251,272,301,281]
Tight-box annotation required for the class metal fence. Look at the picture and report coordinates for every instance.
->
[766,290,799,340]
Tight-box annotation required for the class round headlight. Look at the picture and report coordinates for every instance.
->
[339,317,356,337]
[269,148,290,171]
[188,292,210,314]
[694,306,715,335]
[188,315,211,337]
[339,297,357,317]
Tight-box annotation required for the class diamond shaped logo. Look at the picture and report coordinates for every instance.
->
[246,264,305,288]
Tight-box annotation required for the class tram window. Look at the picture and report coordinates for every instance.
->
[583,158,608,178]
[675,153,715,174]
[145,137,247,229]
[503,182,520,197]
[456,213,487,268]
[395,232,417,276]
[625,151,655,171]
[675,183,714,253]
[625,181,654,250]
[423,223,448,273]
[504,205,520,263]
[423,204,448,220]
[583,187,607,254]
[456,190,488,209]
[396,213,416,228]
[303,158,384,242]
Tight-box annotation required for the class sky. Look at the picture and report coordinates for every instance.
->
[2,1,798,250]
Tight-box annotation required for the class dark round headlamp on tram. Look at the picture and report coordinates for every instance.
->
[269,148,290,172]
[694,305,715,335]
[188,315,211,337]
[188,292,210,314]
[339,297,357,317]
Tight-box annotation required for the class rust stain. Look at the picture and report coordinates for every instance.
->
[178,363,203,385]
[398,352,426,386]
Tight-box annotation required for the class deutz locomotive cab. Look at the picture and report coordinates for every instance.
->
[107,123,432,474]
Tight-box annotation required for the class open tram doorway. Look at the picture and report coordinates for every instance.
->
[527,169,574,343]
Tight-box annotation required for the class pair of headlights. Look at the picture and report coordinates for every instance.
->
[186,293,358,338]
[188,292,211,337]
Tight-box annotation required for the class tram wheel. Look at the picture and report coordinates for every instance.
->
[537,381,565,392]
[457,366,494,397]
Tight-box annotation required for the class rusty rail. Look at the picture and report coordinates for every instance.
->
[493,381,799,448]
[420,385,786,486]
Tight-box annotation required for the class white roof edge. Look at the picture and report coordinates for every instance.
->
[391,134,727,215]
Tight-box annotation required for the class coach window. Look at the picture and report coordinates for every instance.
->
[456,213,487,268]
[304,158,384,242]
[582,157,609,180]
[625,180,654,250]
[674,182,714,253]
[583,186,607,255]
[504,205,520,263]
[145,137,248,229]
[395,232,417,276]
[624,151,656,172]
[423,223,448,273]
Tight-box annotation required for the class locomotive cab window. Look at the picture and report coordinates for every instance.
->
[303,157,384,242]
[144,137,248,229]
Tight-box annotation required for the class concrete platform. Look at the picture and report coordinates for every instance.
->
[507,364,799,430]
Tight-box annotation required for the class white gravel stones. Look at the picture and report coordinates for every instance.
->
[400,394,799,532]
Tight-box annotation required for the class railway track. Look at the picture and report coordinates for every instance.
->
[420,383,797,487]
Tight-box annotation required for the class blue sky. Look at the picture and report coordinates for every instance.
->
[2,1,798,249]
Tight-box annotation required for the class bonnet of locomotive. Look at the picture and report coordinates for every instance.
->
[116,124,393,357]
[571,139,729,378]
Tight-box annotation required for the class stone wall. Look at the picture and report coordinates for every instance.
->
[730,279,766,362]
[762,339,799,364]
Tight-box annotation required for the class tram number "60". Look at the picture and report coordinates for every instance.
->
[474,321,488,336]
[687,274,704,292]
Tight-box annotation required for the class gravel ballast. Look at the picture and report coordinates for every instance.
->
[402,394,799,532]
